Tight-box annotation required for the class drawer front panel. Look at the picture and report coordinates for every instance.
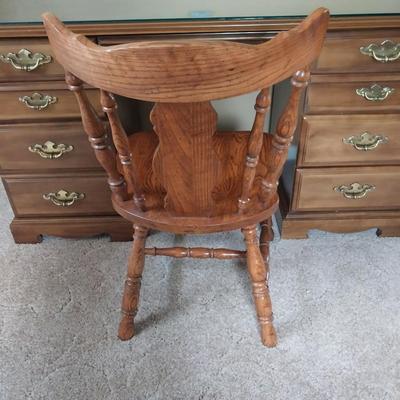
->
[0,85,101,121]
[307,81,400,114]
[293,167,400,211]
[315,36,400,73]
[300,114,400,166]
[4,174,114,217]
[0,122,99,171]
[0,39,64,81]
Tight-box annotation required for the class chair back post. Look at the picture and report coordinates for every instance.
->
[100,90,146,211]
[238,88,270,212]
[261,68,310,200]
[65,71,129,202]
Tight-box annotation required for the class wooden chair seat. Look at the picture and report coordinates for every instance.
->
[114,130,278,233]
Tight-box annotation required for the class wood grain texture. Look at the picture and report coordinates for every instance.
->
[0,83,101,122]
[113,130,280,233]
[314,33,400,74]
[118,225,148,340]
[100,90,145,210]
[3,172,115,217]
[262,69,310,199]
[292,166,400,212]
[306,80,400,114]
[150,102,218,215]
[65,72,128,203]
[9,215,132,243]
[277,21,400,238]
[43,9,329,346]
[242,225,276,347]
[239,88,270,212]
[145,247,246,259]
[298,114,400,167]
[0,38,64,81]
[42,9,329,102]
[280,210,400,239]
[0,121,99,172]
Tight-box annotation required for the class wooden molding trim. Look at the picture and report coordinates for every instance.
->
[0,15,399,38]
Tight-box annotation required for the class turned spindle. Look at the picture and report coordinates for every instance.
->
[65,71,128,202]
[100,90,146,211]
[262,68,310,198]
[238,88,270,212]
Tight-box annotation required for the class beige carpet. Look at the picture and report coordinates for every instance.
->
[0,182,399,400]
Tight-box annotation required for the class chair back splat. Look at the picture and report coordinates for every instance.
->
[43,9,329,347]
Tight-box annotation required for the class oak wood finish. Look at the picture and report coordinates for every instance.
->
[0,38,64,81]
[113,130,280,234]
[306,80,400,114]
[118,225,148,340]
[281,210,400,239]
[262,69,310,199]
[10,215,132,243]
[43,10,328,103]
[0,121,99,171]
[3,172,115,217]
[0,64,129,241]
[1,14,399,243]
[278,19,400,238]
[239,88,270,212]
[292,166,400,212]
[0,82,102,122]
[145,247,246,259]
[65,72,129,204]
[100,90,145,210]
[298,114,400,166]
[242,225,276,347]
[43,9,329,346]
[314,33,400,73]
[151,101,219,215]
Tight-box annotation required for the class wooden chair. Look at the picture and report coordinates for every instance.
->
[42,8,329,347]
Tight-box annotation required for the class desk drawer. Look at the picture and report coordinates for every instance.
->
[306,81,400,114]
[0,82,101,122]
[315,35,400,73]
[0,38,64,81]
[299,114,400,166]
[0,122,100,171]
[3,173,114,217]
[293,166,400,212]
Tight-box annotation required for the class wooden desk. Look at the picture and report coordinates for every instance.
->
[0,14,399,242]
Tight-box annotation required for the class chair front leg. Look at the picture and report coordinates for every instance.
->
[118,224,148,341]
[242,225,277,347]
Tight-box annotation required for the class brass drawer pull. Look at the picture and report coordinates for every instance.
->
[355,84,394,101]
[360,40,400,63]
[29,140,74,159]
[356,83,394,101]
[43,189,85,207]
[334,182,375,199]
[343,132,388,151]
[0,48,52,71]
[19,92,57,110]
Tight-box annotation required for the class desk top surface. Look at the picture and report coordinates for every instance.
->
[0,0,399,24]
